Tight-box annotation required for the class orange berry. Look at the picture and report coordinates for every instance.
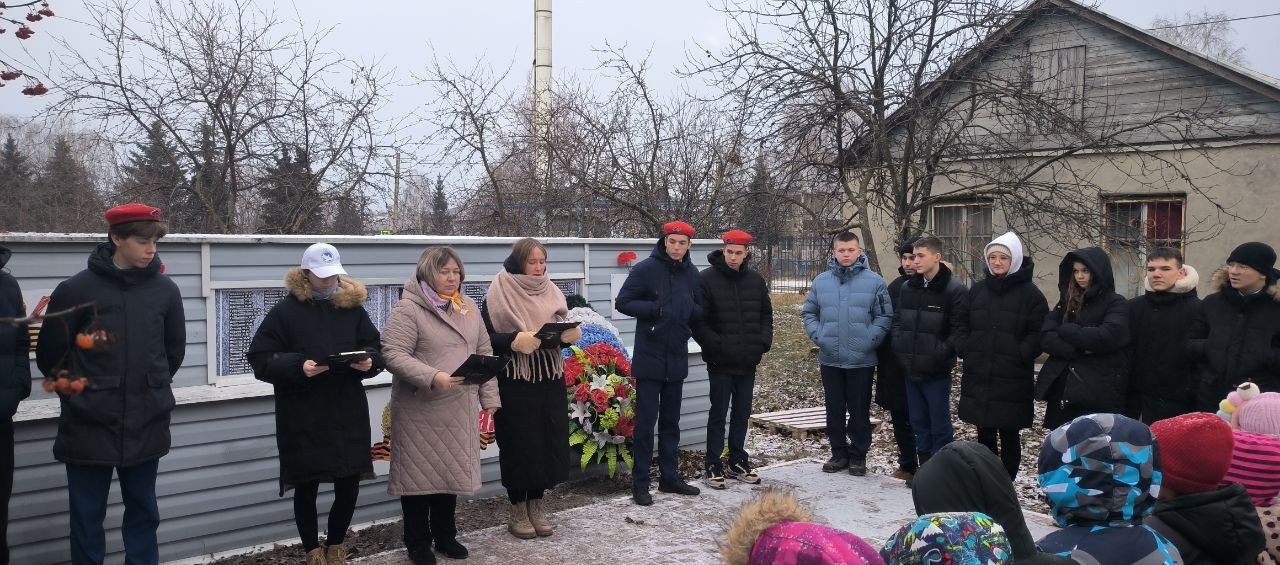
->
[76,333,95,349]
[41,379,55,393]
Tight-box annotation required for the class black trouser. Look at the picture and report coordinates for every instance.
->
[506,489,544,504]
[0,419,11,565]
[632,379,683,488]
[401,494,458,551]
[887,407,918,473]
[976,427,1021,479]
[293,475,361,551]
[705,372,755,472]
[819,365,874,460]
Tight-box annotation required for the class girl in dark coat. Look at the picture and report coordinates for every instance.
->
[248,243,384,565]
[1035,247,1131,431]
[480,238,581,540]
[959,232,1047,478]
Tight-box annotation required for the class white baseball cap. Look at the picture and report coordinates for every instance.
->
[301,243,348,278]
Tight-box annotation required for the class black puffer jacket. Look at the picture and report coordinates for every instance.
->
[691,250,773,376]
[1128,266,1203,423]
[1189,267,1280,410]
[1035,247,1131,430]
[875,271,909,412]
[614,239,703,382]
[36,242,186,466]
[248,268,384,490]
[0,246,31,419]
[959,258,1048,430]
[912,441,1075,565]
[891,262,968,380]
[1146,483,1266,565]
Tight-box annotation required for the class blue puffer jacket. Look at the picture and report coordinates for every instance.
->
[614,239,703,382]
[802,255,893,369]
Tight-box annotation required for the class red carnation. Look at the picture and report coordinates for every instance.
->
[614,357,631,377]
[616,251,637,266]
[563,357,584,386]
[615,416,635,438]
[573,382,590,403]
[614,382,629,398]
[590,389,610,411]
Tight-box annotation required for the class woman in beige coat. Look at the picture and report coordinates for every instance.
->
[383,246,500,564]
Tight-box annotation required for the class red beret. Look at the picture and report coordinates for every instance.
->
[662,221,695,237]
[722,229,753,246]
[105,203,163,226]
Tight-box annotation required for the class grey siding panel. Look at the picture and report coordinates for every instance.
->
[5,237,721,563]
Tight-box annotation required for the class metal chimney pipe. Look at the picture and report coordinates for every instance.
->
[533,0,552,207]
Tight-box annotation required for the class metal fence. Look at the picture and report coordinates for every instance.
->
[760,234,833,294]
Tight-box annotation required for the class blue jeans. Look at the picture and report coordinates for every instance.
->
[66,460,161,565]
[905,378,954,454]
[820,365,875,459]
[632,379,684,488]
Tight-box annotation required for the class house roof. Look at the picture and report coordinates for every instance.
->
[867,0,1280,150]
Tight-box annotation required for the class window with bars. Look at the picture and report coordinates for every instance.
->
[1103,197,1185,297]
[930,202,994,282]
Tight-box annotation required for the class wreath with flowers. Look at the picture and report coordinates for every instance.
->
[564,337,636,478]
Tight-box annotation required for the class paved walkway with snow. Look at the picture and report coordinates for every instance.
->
[355,458,1059,565]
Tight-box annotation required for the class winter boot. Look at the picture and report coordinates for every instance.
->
[526,498,553,537]
[305,547,327,565]
[726,462,761,484]
[847,457,867,477]
[821,455,850,473]
[507,502,536,540]
[324,543,347,565]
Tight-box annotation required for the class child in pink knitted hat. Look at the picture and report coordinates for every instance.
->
[721,490,884,565]
[1218,383,1280,562]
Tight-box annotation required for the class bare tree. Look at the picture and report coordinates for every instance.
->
[49,0,396,233]
[688,0,1253,272]
[1149,10,1247,65]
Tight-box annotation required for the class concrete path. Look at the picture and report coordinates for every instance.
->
[356,458,1058,565]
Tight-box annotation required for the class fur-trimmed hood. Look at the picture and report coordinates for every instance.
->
[284,267,368,308]
[1143,264,1200,294]
[722,490,814,565]
[1210,266,1280,302]
[720,490,883,565]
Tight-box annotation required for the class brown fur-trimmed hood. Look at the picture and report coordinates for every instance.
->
[284,267,368,308]
[720,490,813,565]
[1210,267,1280,302]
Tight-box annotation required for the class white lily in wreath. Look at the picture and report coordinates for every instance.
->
[569,401,591,424]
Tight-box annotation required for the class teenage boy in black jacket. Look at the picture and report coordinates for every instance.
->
[0,245,30,565]
[693,230,773,489]
[892,237,967,464]
[37,204,186,565]
[1128,247,1203,424]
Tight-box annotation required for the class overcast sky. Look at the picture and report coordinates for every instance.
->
[3,0,1276,156]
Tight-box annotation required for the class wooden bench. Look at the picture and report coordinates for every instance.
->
[750,406,883,440]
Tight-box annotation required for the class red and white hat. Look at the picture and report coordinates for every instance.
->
[662,221,695,237]
[105,203,163,226]
[722,229,753,246]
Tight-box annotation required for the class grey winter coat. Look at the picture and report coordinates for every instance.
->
[801,255,893,369]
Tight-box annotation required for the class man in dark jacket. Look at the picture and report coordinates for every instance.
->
[1129,248,1203,424]
[37,204,186,565]
[912,442,1075,564]
[692,230,772,489]
[0,245,31,565]
[875,237,918,481]
[802,231,893,476]
[1146,413,1266,564]
[1189,242,1280,410]
[892,236,967,462]
[615,221,703,506]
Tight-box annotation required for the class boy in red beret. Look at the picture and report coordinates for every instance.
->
[615,220,704,505]
[37,203,186,565]
[692,230,772,489]
[1146,413,1266,563]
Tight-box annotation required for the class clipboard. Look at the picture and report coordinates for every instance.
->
[534,322,580,348]
[317,350,371,367]
[452,354,510,385]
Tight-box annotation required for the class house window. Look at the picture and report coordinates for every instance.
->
[930,202,993,282]
[1103,197,1185,297]
[1029,45,1086,121]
